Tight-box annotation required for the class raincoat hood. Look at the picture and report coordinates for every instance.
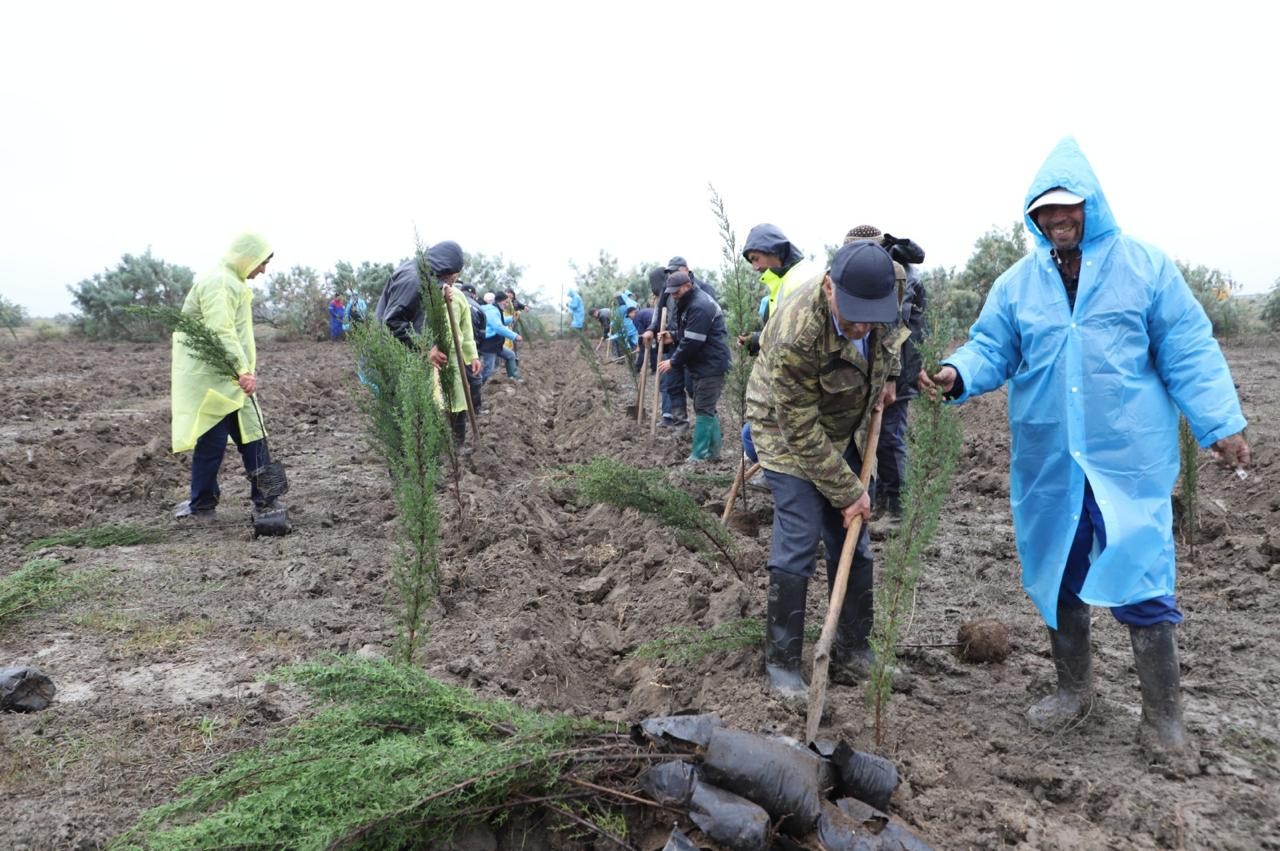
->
[426,240,464,277]
[743,223,804,269]
[223,233,273,281]
[1023,137,1119,251]
[567,287,579,298]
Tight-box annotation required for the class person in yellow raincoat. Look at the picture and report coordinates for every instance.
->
[171,233,273,518]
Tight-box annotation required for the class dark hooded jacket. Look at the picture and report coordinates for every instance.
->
[374,240,465,346]
[668,286,731,380]
[742,223,806,275]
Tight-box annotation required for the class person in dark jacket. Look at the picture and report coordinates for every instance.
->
[642,258,713,427]
[843,225,928,522]
[459,283,488,414]
[739,224,823,356]
[657,271,731,460]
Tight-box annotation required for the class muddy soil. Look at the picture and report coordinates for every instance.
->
[1,333,1277,849]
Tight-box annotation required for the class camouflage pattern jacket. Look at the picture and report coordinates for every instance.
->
[746,276,906,508]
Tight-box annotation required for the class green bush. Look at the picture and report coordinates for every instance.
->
[1259,279,1280,332]
[254,265,328,341]
[1179,262,1244,338]
[67,250,194,340]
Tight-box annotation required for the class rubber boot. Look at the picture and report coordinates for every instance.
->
[1026,599,1093,729]
[707,416,723,461]
[1130,623,1197,772]
[765,570,809,705]
[830,558,874,685]
[450,411,472,455]
[688,415,716,461]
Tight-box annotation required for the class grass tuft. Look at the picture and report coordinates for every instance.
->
[26,523,164,551]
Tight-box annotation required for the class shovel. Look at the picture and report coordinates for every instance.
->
[805,404,883,743]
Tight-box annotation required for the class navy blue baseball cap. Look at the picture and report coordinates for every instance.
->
[828,241,897,324]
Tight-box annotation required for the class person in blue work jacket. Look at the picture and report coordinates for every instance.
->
[478,291,523,383]
[921,137,1251,770]
[567,287,585,330]
[657,271,732,460]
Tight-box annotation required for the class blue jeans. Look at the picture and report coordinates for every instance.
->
[190,411,267,510]
[660,355,686,419]
[1060,482,1183,626]
[481,347,516,382]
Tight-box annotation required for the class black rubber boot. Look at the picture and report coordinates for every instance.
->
[1130,623,1197,772]
[1026,599,1093,729]
[450,412,472,455]
[830,558,874,684]
[765,570,809,704]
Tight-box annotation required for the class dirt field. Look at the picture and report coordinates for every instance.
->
[1,332,1277,849]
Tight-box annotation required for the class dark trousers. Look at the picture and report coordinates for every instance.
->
[875,397,910,502]
[1060,482,1182,626]
[763,441,873,583]
[660,355,687,418]
[190,411,266,510]
[689,372,725,417]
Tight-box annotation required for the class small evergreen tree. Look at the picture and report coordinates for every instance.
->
[0,294,28,340]
[254,264,328,341]
[961,223,1028,311]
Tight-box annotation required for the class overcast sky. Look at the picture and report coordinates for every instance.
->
[2,1,1276,318]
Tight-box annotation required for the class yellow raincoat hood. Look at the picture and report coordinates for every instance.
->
[223,233,273,280]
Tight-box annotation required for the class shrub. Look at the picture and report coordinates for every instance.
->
[1179,262,1244,338]
[1259,279,1280,332]
[254,264,328,341]
[67,250,193,340]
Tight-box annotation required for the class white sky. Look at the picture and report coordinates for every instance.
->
[2,1,1277,317]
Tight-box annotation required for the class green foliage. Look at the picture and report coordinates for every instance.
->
[959,223,1028,318]
[255,264,328,341]
[634,618,762,662]
[708,184,762,432]
[26,523,164,551]
[866,314,963,747]
[126,306,239,382]
[1262,279,1280,332]
[0,559,93,632]
[1179,261,1244,338]
[349,320,448,664]
[575,329,611,401]
[0,294,28,340]
[921,266,980,334]
[463,251,526,296]
[67,249,194,340]
[1178,417,1198,559]
[608,309,636,377]
[327,260,395,304]
[567,457,737,572]
[113,656,593,850]
[570,251,656,314]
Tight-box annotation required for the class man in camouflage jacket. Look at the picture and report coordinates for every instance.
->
[746,240,908,701]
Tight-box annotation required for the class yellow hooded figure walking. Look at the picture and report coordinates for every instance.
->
[171,233,274,518]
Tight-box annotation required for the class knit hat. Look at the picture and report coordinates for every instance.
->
[843,224,883,244]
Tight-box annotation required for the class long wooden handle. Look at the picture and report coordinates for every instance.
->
[636,345,648,424]
[722,460,762,523]
[805,404,884,743]
[445,297,480,443]
[649,308,668,438]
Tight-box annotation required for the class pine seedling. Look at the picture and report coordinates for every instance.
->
[566,457,739,576]
[865,313,963,747]
[576,328,611,401]
[1179,416,1198,560]
[709,184,762,513]
[608,308,637,379]
[26,523,164,550]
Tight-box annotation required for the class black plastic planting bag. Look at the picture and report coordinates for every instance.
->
[633,713,723,750]
[833,798,935,851]
[1,666,55,712]
[689,781,771,851]
[638,761,699,807]
[701,726,827,835]
[662,825,700,851]
[831,741,900,811]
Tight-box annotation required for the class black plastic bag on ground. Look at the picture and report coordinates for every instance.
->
[633,713,723,750]
[700,726,829,836]
[662,825,701,851]
[252,501,293,538]
[1,666,55,712]
[638,760,699,807]
[833,798,934,851]
[831,741,900,811]
[689,780,771,851]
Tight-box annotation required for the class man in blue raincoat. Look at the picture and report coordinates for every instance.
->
[567,287,585,330]
[922,138,1250,768]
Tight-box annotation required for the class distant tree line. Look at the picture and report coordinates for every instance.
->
[42,238,1280,344]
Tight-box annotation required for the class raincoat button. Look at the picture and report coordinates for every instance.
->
[1073,514,1080,520]
[1073,451,1081,457]
[1072,387,1079,392]
[1070,323,1077,328]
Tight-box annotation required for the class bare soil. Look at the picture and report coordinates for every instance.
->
[1,333,1277,849]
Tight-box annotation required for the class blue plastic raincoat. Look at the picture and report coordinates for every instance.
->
[944,137,1246,628]
[567,288,585,329]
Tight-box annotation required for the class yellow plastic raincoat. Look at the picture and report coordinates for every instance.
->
[171,233,272,452]
[439,295,479,413]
